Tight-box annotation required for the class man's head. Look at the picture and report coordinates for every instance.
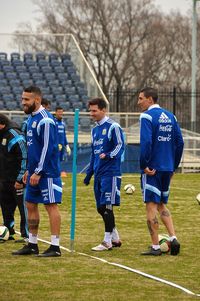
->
[22,86,42,115]
[41,98,51,110]
[138,87,158,112]
[88,98,108,122]
[0,113,9,130]
[55,106,64,120]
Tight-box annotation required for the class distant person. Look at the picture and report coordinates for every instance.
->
[12,86,62,257]
[54,106,71,175]
[0,113,28,242]
[137,87,184,256]
[84,98,125,251]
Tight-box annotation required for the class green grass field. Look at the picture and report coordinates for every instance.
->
[1,173,200,301]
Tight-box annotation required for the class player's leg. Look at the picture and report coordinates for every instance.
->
[15,187,29,240]
[140,173,161,256]
[159,172,180,255]
[38,177,62,257]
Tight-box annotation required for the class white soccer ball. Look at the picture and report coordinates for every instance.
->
[124,184,136,195]
[196,193,200,204]
[158,234,170,253]
[0,225,9,241]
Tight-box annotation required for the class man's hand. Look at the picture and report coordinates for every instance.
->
[144,167,156,176]
[66,145,71,156]
[22,171,28,185]
[30,173,41,186]
[83,174,91,186]
[14,182,23,190]
[99,153,106,159]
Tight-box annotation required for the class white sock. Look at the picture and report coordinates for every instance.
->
[169,235,177,242]
[29,233,38,244]
[112,228,120,241]
[152,244,160,250]
[51,235,60,246]
[104,232,112,245]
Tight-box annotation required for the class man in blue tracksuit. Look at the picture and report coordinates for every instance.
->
[13,86,62,257]
[138,87,184,256]
[84,97,125,251]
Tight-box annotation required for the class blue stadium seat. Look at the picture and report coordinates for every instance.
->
[36,52,46,61]
[19,72,30,81]
[53,66,65,74]
[0,86,11,94]
[72,102,83,110]
[51,86,63,95]
[41,86,50,94]
[9,79,21,87]
[42,94,53,102]
[79,117,91,131]
[11,60,23,67]
[45,72,56,81]
[0,52,7,60]
[28,66,40,74]
[70,74,81,82]
[15,94,22,103]
[55,94,67,103]
[24,52,33,61]
[12,86,23,95]
[48,79,60,87]
[6,100,17,110]
[15,66,27,73]
[32,72,43,81]
[66,116,75,131]
[57,73,69,82]
[11,52,20,61]
[34,79,47,87]
[58,101,71,111]
[61,54,71,61]
[37,59,49,67]
[75,81,86,89]
[41,66,53,74]
[65,87,76,96]
[50,60,61,68]
[0,79,8,86]
[2,94,14,102]
[60,80,72,89]
[24,59,36,67]
[6,72,17,80]
[68,94,80,103]
[0,101,5,110]
[49,53,59,61]
[3,65,14,73]
[0,59,9,67]
[22,79,34,87]
[0,72,5,79]
[62,59,73,68]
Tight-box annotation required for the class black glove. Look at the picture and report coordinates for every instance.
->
[83,174,92,186]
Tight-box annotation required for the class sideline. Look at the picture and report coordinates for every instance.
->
[22,233,199,298]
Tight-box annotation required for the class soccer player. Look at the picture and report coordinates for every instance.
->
[138,87,184,256]
[54,106,71,166]
[84,97,125,251]
[12,86,62,257]
[0,113,28,242]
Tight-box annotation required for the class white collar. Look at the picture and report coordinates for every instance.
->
[97,116,109,125]
[148,104,160,110]
[32,105,45,116]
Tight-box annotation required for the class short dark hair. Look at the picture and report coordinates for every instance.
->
[0,113,10,126]
[140,87,158,103]
[88,98,108,110]
[55,106,63,111]
[23,86,42,97]
[41,98,51,107]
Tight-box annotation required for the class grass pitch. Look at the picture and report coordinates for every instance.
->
[1,173,200,301]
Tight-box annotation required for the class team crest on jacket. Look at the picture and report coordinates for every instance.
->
[32,121,37,128]
[102,128,107,135]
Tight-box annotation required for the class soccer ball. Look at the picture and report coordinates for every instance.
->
[0,225,9,241]
[159,234,170,253]
[196,193,200,205]
[124,184,136,195]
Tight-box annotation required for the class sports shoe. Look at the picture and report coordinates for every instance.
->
[37,245,61,257]
[8,235,15,241]
[91,241,112,251]
[141,246,162,256]
[170,238,180,255]
[112,240,122,248]
[12,243,39,255]
[15,237,29,243]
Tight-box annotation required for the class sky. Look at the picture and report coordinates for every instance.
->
[0,0,193,34]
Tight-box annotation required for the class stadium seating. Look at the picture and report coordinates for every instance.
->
[0,52,89,116]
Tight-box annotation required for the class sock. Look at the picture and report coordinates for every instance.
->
[29,233,38,245]
[112,228,120,241]
[51,235,60,246]
[152,244,160,250]
[169,235,177,242]
[104,232,112,245]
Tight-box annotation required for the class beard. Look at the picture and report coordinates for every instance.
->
[23,103,36,115]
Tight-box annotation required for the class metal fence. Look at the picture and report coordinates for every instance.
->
[108,88,200,133]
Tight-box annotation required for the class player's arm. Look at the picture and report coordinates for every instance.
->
[139,114,153,170]
[174,118,184,170]
[101,124,125,159]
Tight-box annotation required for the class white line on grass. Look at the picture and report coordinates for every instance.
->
[21,233,200,298]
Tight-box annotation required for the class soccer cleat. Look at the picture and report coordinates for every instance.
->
[91,241,112,251]
[8,235,15,241]
[141,246,162,256]
[170,238,180,255]
[37,245,61,257]
[15,237,29,243]
[12,243,39,255]
[112,240,122,248]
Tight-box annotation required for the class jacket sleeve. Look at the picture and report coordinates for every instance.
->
[34,117,56,175]
[174,118,184,170]
[139,113,153,170]
[104,123,125,159]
